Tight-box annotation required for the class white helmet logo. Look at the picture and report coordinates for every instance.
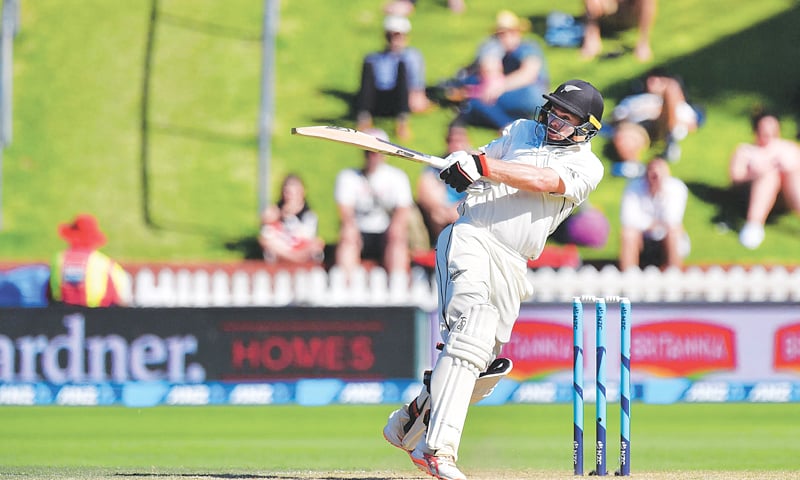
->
[562,85,582,92]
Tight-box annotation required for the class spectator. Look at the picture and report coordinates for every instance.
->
[729,111,800,249]
[452,10,550,131]
[416,121,469,246]
[334,128,413,275]
[49,213,132,307]
[355,15,429,140]
[581,0,657,62]
[609,68,700,176]
[258,174,325,264]
[619,157,690,270]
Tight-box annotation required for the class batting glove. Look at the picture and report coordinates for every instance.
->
[439,150,490,192]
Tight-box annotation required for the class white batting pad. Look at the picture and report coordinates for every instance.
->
[425,303,498,459]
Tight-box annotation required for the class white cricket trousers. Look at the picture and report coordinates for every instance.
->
[434,222,534,345]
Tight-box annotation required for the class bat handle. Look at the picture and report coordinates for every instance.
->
[430,157,449,169]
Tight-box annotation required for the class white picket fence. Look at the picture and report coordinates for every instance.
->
[130,264,800,308]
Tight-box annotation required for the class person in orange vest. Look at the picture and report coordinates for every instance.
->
[49,213,132,307]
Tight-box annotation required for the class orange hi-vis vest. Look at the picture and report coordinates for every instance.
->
[50,249,125,307]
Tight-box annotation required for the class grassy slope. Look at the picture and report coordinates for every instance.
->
[0,404,798,474]
[1,0,799,263]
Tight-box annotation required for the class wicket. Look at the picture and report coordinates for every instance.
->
[573,295,631,476]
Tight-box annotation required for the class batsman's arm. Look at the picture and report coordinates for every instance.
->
[439,150,564,194]
[482,156,564,194]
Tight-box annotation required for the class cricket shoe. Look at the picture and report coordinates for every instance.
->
[410,448,467,480]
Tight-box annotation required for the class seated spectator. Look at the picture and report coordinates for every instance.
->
[729,111,800,249]
[49,213,132,307]
[448,10,550,131]
[259,174,325,264]
[619,158,690,270]
[581,0,657,62]
[355,15,429,140]
[609,68,700,176]
[416,121,469,246]
[334,128,413,275]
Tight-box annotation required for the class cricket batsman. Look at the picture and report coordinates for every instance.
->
[383,79,606,480]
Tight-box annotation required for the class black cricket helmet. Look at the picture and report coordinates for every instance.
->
[540,79,604,144]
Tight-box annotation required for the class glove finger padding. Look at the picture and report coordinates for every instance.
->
[439,150,488,192]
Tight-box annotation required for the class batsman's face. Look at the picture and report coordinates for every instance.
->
[546,107,582,142]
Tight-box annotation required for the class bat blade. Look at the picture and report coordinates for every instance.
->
[291,125,448,169]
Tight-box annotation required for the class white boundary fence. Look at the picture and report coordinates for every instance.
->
[130,264,800,308]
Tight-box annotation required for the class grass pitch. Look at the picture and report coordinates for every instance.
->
[1,403,797,479]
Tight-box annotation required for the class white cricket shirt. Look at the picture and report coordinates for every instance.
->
[458,118,604,260]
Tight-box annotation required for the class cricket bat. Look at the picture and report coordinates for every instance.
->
[291,126,448,169]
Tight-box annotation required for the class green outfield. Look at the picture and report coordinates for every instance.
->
[1,403,797,479]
